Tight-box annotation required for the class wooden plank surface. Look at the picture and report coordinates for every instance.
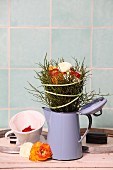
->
[0,152,113,169]
[1,169,111,170]
[1,169,112,170]
[0,128,113,169]
[0,138,113,169]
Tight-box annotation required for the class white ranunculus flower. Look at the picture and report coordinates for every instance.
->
[58,62,72,72]
[20,142,33,158]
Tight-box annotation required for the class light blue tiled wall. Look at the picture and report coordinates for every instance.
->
[0,0,113,128]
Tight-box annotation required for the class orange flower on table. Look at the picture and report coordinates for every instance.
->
[29,142,52,161]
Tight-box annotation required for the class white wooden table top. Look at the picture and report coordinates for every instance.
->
[0,130,113,170]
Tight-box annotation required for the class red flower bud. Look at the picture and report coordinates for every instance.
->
[22,125,35,132]
[70,70,81,79]
[75,71,81,79]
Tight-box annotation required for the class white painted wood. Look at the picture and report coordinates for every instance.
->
[2,169,111,170]
[0,152,113,169]
[77,169,112,170]
[0,130,113,169]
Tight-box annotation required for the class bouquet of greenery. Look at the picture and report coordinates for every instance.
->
[28,55,101,113]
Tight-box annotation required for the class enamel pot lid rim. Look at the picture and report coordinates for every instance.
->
[79,97,107,115]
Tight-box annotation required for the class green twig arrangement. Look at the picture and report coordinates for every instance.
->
[26,54,104,112]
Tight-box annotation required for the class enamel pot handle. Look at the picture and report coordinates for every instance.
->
[78,114,92,143]
[78,97,107,143]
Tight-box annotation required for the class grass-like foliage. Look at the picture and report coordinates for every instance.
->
[27,54,102,112]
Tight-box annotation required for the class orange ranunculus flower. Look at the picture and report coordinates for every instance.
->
[51,76,58,84]
[51,72,64,84]
[29,142,52,161]
[49,67,65,84]
[49,68,59,76]
[49,66,57,71]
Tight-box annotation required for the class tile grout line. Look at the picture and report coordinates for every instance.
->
[8,0,11,125]
[0,107,112,110]
[0,1,112,126]
[0,108,40,110]
[89,0,94,91]
[49,0,52,60]
[0,67,113,70]
[0,26,113,29]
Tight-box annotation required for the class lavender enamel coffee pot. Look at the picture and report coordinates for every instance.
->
[43,97,107,160]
